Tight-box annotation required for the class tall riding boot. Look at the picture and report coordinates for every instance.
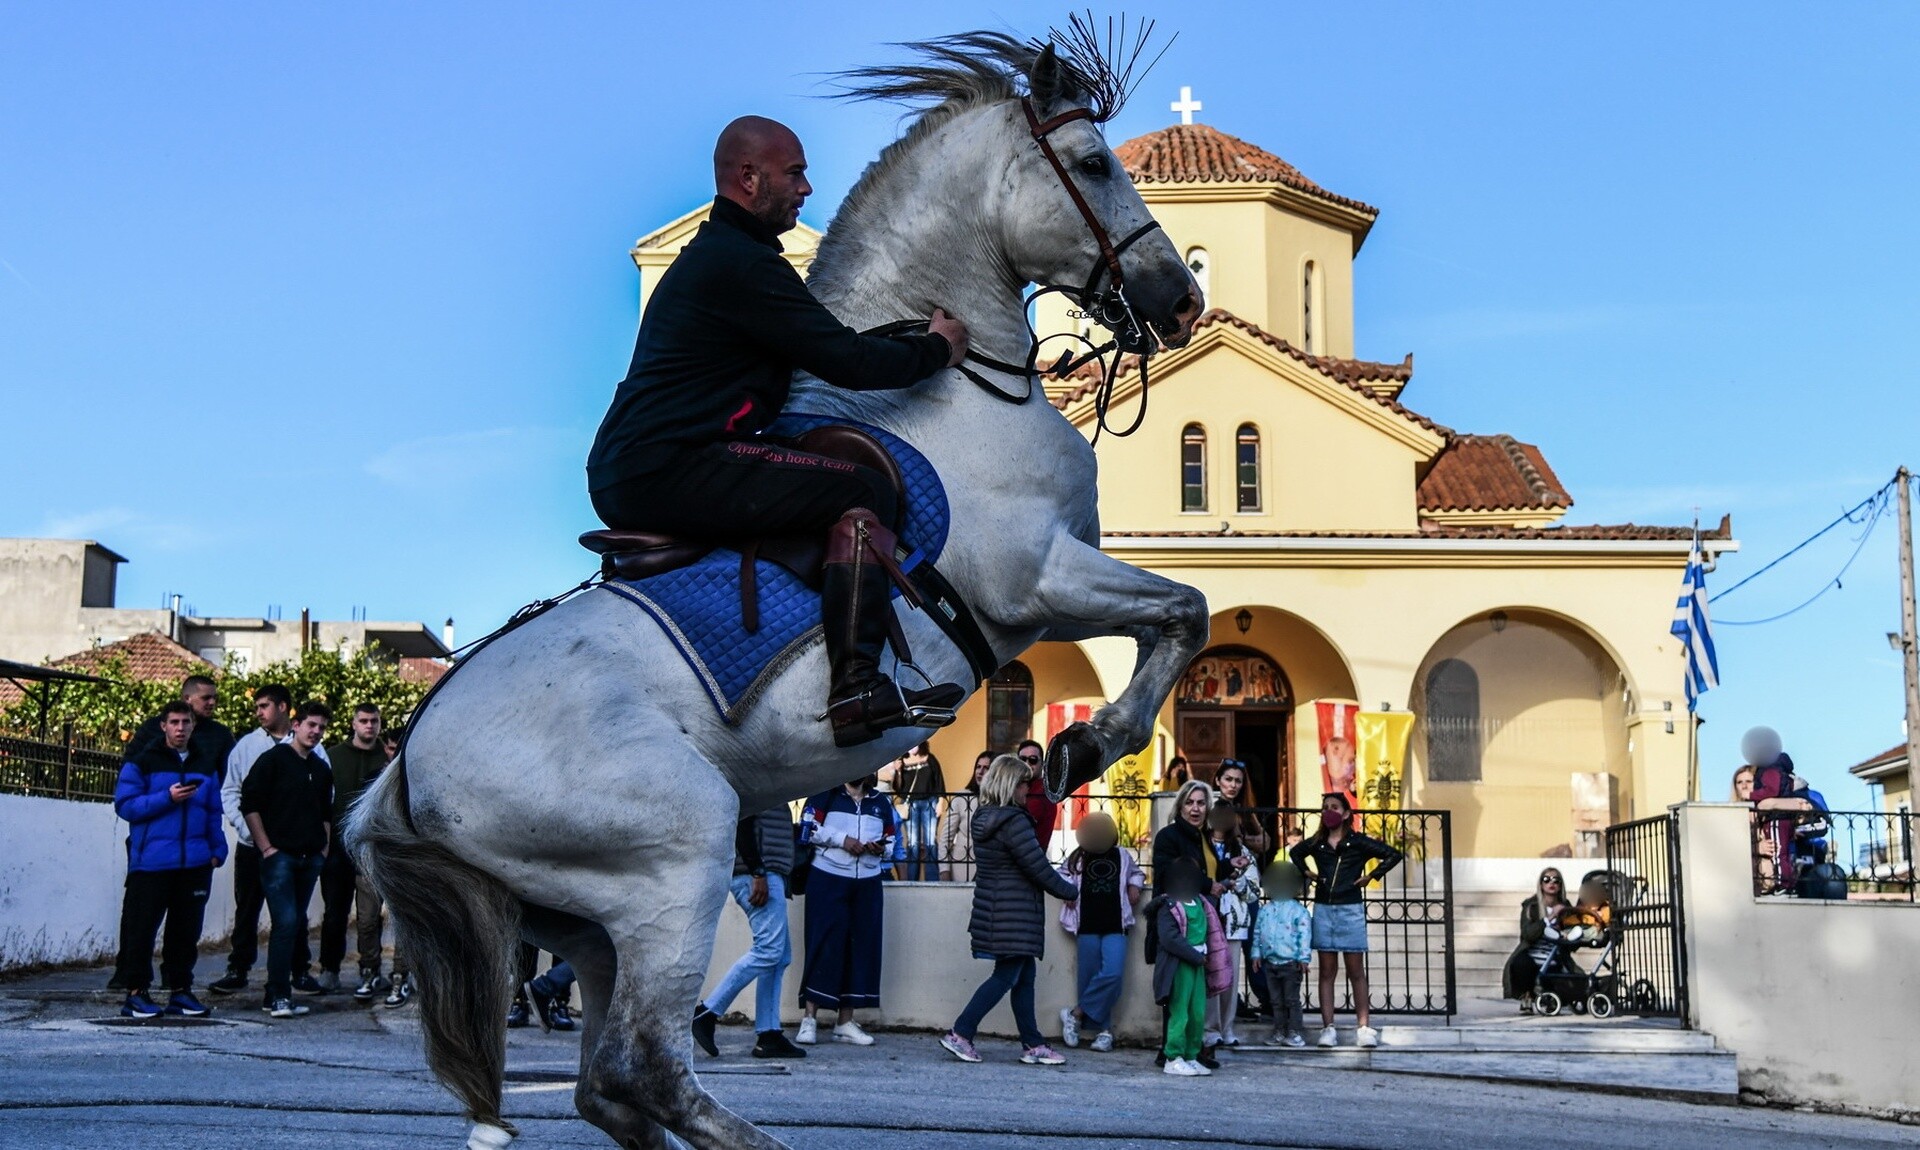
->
[823,510,964,748]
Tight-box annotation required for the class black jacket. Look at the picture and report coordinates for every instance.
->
[1149,819,1221,897]
[125,712,235,782]
[1289,829,1404,906]
[587,196,950,491]
[966,805,1079,960]
[238,744,334,856]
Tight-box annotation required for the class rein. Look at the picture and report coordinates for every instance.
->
[865,98,1162,443]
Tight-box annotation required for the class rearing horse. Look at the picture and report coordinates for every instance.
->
[350,33,1208,1150]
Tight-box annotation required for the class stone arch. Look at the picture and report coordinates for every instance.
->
[1408,606,1635,858]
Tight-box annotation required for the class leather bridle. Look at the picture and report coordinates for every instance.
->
[870,98,1170,441]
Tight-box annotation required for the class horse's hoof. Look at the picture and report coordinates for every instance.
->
[467,1122,514,1150]
[1044,722,1103,801]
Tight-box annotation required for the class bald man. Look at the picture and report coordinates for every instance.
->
[587,116,970,747]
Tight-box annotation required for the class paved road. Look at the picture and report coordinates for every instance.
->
[0,987,1908,1150]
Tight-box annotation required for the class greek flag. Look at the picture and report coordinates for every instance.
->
[1671,531,1719,711]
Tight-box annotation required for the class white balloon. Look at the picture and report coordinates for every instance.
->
[1740,726,1782,767]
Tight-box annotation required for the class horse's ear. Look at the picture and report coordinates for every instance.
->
[1028,43,1080,111]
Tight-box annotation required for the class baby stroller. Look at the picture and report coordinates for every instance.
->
[1529,869,1628,1019]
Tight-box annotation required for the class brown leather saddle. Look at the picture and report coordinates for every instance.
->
[579,426,907,626]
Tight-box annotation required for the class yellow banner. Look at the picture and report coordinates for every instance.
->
[1354,711,1414,811]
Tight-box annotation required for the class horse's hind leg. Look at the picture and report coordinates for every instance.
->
[587,822,789,1150]
[523,909,671,1150]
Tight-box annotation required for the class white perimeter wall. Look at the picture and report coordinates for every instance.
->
[0,792,314,971]
[1677,802,1920,1117]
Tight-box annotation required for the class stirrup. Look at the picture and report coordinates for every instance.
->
[825,680,962,747]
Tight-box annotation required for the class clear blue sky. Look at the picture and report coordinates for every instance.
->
[4,3,1916,805]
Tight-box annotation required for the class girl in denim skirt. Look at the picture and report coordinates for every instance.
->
[1288,793,1402,1049]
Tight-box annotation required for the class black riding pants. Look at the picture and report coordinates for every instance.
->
[591,440,892,537]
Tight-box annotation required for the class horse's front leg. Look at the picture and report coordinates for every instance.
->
[999,539,1209,799]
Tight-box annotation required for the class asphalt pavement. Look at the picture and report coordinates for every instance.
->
[0,967,1910,1150]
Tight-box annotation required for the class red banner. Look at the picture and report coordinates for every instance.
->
[1314,699,1359,812]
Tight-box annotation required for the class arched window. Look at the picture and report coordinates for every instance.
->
[1185,246,1211,300]
[1181,423,1207,512]
[1425,659,1482,782]
[986,661,1034,754]
[1301,260,1317,354]
[1235,424,1261,513]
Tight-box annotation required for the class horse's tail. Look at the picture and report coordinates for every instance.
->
[346,759,521,1134]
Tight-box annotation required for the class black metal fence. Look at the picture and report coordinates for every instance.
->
[0,726,124,803]
[870,794,1456,1017]
[1603,814,1688,1019]
[1752,809,1917,901]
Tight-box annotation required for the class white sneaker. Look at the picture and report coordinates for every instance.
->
[830,1020,875,1046]
[1058,1006,1080,1048]
[1090,1031,1115,1053]
[795,1017,817,1045]
[1202,1029,1223,1048]
[1163,1057,1201,1077]
[1284,1032,1307,1048]
[1356,1025,1379,1049]
[1186,1057,1213,1077]
[1316,1026,1338,1048]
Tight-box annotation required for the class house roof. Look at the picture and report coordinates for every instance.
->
[1114,124,1377,217]
[0,632,206,708]
[1051,309,1437,434]
[48,632,209,682]
[1103,518,1733,544]
[1420,435,1573,514]
[1848,744,1909,781]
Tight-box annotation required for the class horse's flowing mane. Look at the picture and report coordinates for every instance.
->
[819,17,1168,277]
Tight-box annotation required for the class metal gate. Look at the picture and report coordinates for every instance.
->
[1603,814,1689,1020]
[1280,808,1456,1019]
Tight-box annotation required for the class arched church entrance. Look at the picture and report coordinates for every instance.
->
[1175,645,1292,810]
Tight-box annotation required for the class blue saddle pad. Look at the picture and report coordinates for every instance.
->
[600,414,949,724]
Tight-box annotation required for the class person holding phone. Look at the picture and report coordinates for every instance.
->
[795,774,895,1045]
[113,700,228,1019]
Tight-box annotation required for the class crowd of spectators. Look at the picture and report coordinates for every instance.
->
[111,704,1410,1081]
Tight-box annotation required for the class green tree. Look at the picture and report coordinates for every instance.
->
[1,644,432,746]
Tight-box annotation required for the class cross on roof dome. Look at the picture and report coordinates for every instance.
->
[1170,86,1202,125]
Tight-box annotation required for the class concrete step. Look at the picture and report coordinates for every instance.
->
[1231,1024,1737,1097]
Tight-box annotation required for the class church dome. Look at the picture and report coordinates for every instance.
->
[1115,123,1377,216]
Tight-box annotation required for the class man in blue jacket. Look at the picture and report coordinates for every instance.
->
[113,700,228,1018]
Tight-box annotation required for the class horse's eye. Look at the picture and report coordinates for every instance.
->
[1078,154,1109,178]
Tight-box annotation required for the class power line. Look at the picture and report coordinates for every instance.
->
[1709,474,1897,607]
[1715,488,1889,626]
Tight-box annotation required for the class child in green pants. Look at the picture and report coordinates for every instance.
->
[1154,858,1221,1077]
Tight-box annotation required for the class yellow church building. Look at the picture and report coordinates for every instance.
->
[626,117,1733,862]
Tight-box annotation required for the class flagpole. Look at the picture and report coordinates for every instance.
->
[1684,513,1702,802]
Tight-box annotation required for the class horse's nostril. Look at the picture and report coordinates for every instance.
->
[1174,292,1200,319]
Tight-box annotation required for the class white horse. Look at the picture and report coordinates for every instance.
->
[350,33,1208,1150]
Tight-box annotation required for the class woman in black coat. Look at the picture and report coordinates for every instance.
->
[1503,866,1571,1010]
[1151,780,1227,898]
[939,754,1080,1065]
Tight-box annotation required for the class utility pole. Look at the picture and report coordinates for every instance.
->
[1897,467,1920,788]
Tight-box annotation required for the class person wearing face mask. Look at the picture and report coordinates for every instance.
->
[1502,867,1572,1013]
[1288,793,1402,1049]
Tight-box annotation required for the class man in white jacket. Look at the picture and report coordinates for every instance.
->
[207,685,328,997]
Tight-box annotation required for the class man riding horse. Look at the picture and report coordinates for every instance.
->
[587,116,971,748]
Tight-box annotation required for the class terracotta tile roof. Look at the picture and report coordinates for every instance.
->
[0,631,209,707]
[399,657,449,686]
[1103,518,1730,543]
[1419,435,1573,513]
[1115,124,1378,217]
[1051,310,1438,434]
[1847,743,1908,776]
[50,631,209,681]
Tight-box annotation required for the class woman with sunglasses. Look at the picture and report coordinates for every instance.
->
[1502,867,1572,1013]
